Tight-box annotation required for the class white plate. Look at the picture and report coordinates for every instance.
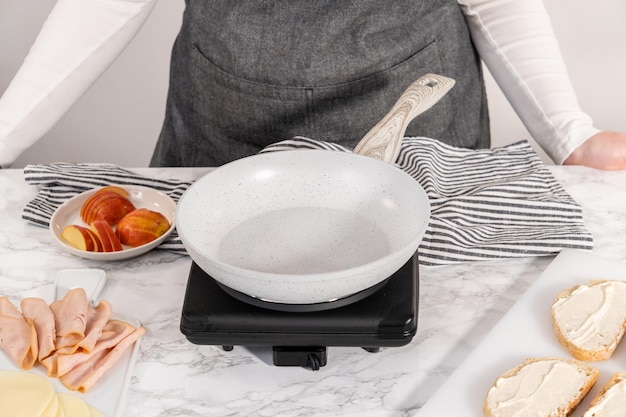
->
[0,269,143,417]
[415,249,626,417]
[50,185,176,261]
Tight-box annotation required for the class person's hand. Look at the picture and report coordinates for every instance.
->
[563,131,626,170]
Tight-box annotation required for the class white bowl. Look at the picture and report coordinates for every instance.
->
[50,185,176,261]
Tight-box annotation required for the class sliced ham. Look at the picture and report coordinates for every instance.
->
[53,300,112,356]
[76,300,112,354]
[50,288,89,339]
[21,297,57,361]
[49,288,91,355]
[0,289,145,392]
[60,325,146,392]
[0,297,23,318]
[0,297,38,370]
[41,317,136,378]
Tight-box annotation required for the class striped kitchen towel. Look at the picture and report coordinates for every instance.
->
[23,137,593,265]
[262,137,593,266]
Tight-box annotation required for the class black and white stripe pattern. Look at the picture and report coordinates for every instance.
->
[22,137,593,265]
[263,137,593,266]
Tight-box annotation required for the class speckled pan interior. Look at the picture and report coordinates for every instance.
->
[176,150,430,304]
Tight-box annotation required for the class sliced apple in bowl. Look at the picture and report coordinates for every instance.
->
[50,185,176,261]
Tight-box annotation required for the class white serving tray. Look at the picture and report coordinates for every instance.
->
[0,269,142,417]
[415,249,626,417]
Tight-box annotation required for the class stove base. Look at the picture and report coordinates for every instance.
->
[273,346,328,370]
[180,254,419,369]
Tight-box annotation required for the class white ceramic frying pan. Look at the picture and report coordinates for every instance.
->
[176,74,454,306]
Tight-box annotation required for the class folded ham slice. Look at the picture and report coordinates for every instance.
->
[21,297,56,361]
[50,288,90,352]
[0,297,38,370]
[77,300,112,353]
[60,323,146,392]
[42,317,135,378]
[54,300,112,357]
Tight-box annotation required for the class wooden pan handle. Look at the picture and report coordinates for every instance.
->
[353,73,455,163]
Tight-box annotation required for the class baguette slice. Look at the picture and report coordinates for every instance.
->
[551,280,626,361]
[484,357,598,417]
[583,372,626,417]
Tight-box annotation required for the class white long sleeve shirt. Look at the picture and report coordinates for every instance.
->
[0,0,599,167]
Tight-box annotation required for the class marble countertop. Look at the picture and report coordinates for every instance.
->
[1,166,625,417]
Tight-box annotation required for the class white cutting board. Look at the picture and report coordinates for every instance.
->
[415,249,626,417]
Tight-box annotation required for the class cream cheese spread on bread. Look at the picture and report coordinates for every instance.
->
[552,281,626,359]
[484,358,598,417]
[583,373,626,417]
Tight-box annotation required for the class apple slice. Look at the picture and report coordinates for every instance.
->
[94,185,130,199]
[80,191,136,226]
[90,220,123,252]
[86,228,104,252]
[116,208,171,247]
[61,225,102,252]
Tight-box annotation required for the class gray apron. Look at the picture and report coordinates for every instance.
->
[151,0,490,167]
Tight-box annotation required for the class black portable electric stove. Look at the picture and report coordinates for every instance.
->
[180,253,419,370]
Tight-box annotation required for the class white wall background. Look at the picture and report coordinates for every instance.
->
[1,0,625,168]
